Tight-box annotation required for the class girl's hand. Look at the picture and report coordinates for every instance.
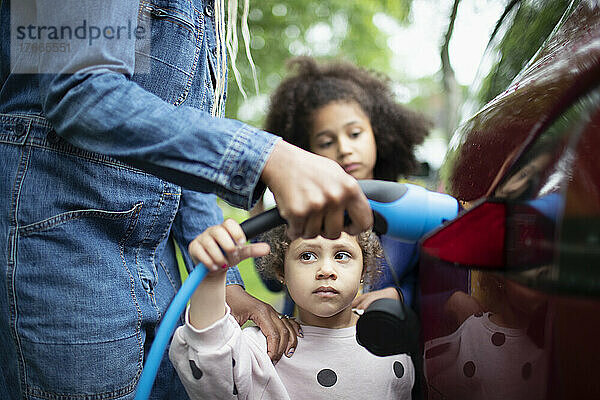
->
[188,218,270,272]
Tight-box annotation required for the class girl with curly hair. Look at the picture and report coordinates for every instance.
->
[256,56,431,312]
[169,220,414,399]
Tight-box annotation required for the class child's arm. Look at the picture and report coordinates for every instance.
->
[187,218,270,330]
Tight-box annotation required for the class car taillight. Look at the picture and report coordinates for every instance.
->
[421,196,559,270]
[506,200,557,268]
[421,201,506,268]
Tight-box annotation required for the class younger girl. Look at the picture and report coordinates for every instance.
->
[259,56,432,310]
[169,220,414,399]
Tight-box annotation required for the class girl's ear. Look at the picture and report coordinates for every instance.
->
[276,273,285,285]
[360,268,366,284]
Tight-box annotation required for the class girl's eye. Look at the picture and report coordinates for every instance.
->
[317,140,333,149]
[334,251,351,261]
[350,130,362,138]
[300,252,317,261]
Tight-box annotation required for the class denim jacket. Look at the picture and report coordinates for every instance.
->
[0,1,278,398]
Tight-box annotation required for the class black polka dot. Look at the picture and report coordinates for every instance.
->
[522,362,532,380]
[463,361,476,378]
[491,332,506,346]
[232,358,236,368]
[393,361,405,378]
[189,360,203,379]
[316,369,337,387]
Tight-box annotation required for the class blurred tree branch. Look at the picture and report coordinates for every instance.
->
[440,0,461,141]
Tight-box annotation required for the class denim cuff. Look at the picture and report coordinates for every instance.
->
[215,125,280,210]
[225,266,245,288]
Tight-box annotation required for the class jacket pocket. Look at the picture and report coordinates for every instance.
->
[13,202,146,397]
[133,0,200,105]
[16,202,143,345]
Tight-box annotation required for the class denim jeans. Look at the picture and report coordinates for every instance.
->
[0,0,277,398]
[0,114,193,399]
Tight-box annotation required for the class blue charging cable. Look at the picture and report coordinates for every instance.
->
[134,264,208,400]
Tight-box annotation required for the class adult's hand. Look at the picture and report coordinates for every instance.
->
[261,140,373,240]
[226,285,301,361]
[352,287,401,311]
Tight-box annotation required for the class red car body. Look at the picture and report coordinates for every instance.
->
[418,0,600,398]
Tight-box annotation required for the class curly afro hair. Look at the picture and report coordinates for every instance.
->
[265,56,432,181]
[255,226,384,287]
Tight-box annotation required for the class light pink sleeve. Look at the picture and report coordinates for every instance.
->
[169,305,290,400]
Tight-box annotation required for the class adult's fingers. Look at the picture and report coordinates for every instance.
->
[265,312,291,362]
[351,293,371,311]
[240,299,297,362]
[301,209,324,239]
[285,317,302,337]
[280,316,301,358]
[284,214,305,242]
[343,187,373,235]
[321,207,345,240]
[261,141,373,239]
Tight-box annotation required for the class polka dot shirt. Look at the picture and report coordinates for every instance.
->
[424,312,547,400]
[170,306,414,399]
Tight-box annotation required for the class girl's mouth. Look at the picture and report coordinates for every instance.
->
[313,286,339,297]
[343,163,361,173]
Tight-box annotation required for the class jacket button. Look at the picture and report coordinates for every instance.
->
[14,123,26,137]
[231,174,244,189]
[204,5,213,17]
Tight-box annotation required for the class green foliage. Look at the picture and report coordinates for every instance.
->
[223,0,412,127]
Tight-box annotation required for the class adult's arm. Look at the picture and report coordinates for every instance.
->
[34,1,372,236]
[35,1,274,210]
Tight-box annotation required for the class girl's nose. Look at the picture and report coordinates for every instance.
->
[316,261,337,280]
[337,137,353,158]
